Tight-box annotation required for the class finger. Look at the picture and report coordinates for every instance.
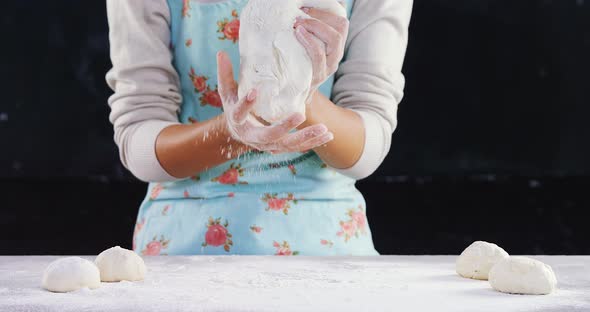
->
[279,124,328,147]
[301,7,350,34]
[296,132,334,151]
[268,130,333,154]
[253,113,306,142]
[216,51,237,102]
[231,89,257,125]
[294,17,342,56]
[295,25,327,74]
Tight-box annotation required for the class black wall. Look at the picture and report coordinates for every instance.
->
[1,0,589,255]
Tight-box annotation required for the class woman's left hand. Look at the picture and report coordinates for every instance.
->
[294,7,349,103]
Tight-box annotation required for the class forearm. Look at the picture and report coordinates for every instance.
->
[156,115,251,178]
[299,91,365,169]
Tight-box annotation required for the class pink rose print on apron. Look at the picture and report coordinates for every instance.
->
[262,193,298,215]
[149,183,164,200]
[273,241,299,256]
[142,235,171,256]
[212,163,248,185]
[132,218,145,251]
[182,0,191,18]
[320,239,334,248]
[250,225,263,234]
[188,67,222,108]
[200,87,222,108]
[217,10,240,43]
[189,67,208,93]
[202,217,233,252]
[337,205,368,242]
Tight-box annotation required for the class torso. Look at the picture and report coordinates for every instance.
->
[133,0,378,256]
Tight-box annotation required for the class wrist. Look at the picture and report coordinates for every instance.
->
[298,90,322,129]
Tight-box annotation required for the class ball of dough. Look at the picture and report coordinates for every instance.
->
[238,0,347,123]
[489,256,557,295]
[95,246,146,282]
[456,241,509,280]
[42,257,101,292]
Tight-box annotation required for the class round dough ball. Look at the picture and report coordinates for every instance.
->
[489,256,557,295]
[456,241,509,280]
[42,257,101,292]
[95,246,146,282]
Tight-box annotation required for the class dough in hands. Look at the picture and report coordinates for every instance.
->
[489,256,557,295]
[456,241,509,280]
[42,257,101,293]
[95,246,146,282]
[238,0,347,124]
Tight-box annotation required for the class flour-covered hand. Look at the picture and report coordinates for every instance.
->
[294,7,349,101]
[217,52,334,153]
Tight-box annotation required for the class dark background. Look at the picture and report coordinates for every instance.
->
[1,0,589,255]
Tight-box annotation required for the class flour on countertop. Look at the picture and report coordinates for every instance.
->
[0,256,588,312]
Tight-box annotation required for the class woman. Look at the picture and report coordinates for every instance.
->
[106,0,412,256]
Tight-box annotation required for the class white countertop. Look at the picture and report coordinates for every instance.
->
[0,256,588,312]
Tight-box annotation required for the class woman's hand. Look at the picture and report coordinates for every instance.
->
[217,52,334,154]
[294,7,349,102]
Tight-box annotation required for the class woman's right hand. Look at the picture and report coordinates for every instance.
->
[217,52,334,154]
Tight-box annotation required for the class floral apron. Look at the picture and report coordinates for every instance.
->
[133,0,378,256]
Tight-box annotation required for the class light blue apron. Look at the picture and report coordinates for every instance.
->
[133,0,379,256]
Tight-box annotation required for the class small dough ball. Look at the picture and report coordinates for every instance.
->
[42,257,101,292]
[95,246,146,282]
[456,241,509,280]
[489,256,557,295]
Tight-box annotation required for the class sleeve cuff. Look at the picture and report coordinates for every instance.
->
[331,110,388,180]
[125,120,182,182]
